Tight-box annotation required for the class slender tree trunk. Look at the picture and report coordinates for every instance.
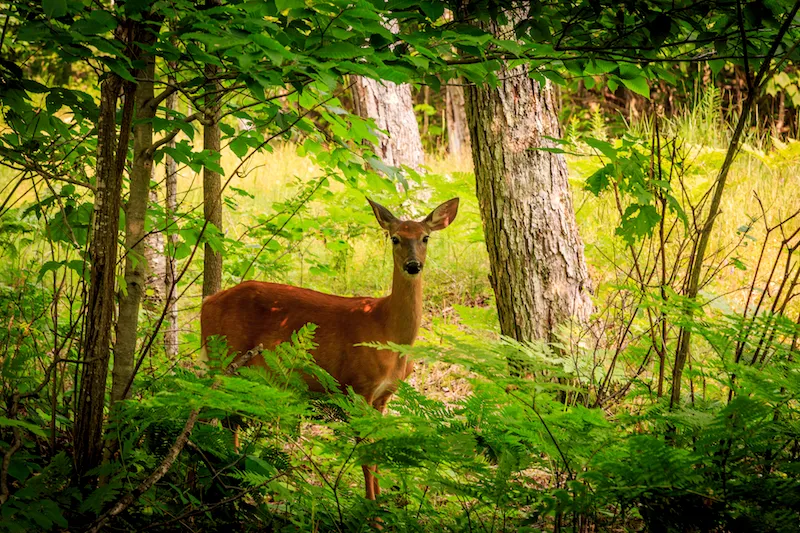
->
[112,53,157,404]
[670,1,800,407]
[202,0,223,298]
[464,64,593,342]
[445,83,471,157]
[164,81,179,359]
[775,90,786,137]
[144,186,166,310]
[75,71,130,476]
[422,86,430,137]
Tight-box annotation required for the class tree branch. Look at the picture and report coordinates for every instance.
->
[670,0,800,407]
[145,111,204,157]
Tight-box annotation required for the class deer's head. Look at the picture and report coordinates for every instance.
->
[368,197,460,277]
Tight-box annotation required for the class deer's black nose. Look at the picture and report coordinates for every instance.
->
[404,261,423,275]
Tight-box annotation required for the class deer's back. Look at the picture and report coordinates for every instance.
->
[200,280,397,396]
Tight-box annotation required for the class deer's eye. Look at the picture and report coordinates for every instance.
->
[391,236,400,245]
[422,236,429,243]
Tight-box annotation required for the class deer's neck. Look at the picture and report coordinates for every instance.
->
[385,266,424,345]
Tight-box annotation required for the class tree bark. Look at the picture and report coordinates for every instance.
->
[202,0,223,298]
[351,20,424,172]
[144,186,166,310]
[74,72,129,476]
[445,83,471,157]
[164,82,179,359]
[465,65,593,342]
[352,77,424,169]
[112,53,157,404]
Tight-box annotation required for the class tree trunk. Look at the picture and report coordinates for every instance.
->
[112,53,157,404]
[351,58,424,169]
[144,186,166,310]
[445,83,471,157]
[465,66,593,342]
[164,83,179,359]
[74,73,128,477]
[202,0,223,298]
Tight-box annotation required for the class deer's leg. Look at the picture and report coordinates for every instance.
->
[372,465,381,497]
[359,392,377,500]
[362,464,376,500]
[369,395,391,499]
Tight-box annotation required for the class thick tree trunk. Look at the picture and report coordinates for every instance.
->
[164,85,179,359]
[202,0,223,298]
[112,55,157,404]
[352,77,424,169]
[445,83,471,157]
[465,66,593,341]
[74,73,127,476]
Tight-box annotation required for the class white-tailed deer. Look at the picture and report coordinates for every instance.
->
[200,197,459,500]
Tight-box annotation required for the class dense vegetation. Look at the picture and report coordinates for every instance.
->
[2,0,800,531]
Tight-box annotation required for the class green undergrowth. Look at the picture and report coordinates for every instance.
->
[2,98,800,531]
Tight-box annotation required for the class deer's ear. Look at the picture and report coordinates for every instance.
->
[424,198,459,231]
[367,198,397,230]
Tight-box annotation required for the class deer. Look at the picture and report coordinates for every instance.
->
[200,196,459,500]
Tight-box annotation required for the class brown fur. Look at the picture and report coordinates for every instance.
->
[200,197,459,499]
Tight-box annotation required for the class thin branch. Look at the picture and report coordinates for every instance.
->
[145,111,204,157]
[87,344,262,532]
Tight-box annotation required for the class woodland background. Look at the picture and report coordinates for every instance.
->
[1,0,800,531]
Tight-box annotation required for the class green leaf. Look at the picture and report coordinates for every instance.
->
[543,70,567,86]
[420,1,444,20]
[99,57,136,82]
[424,75,441,92]
[584,138,617,161]
[276,0,304,12]
[66,259,89,280]
[43,0,67,18]
[315,42,367,59]
[585,164,614,195]
[730,257,747,270]
[586,59,619,75]
[230,137,249,159]
[529,146,579,156]
[620,76,650,98]
[0,417,47,437]
[617,203,661,243]
[709,59,725,77]
[71,10,117,35]
[38,260,63,281]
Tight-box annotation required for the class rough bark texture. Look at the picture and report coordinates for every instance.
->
[202,0,223,298]
[202,102,222,298]
[164,85,179,359]
[352,77,424,169]
[112,55,157,404]
[445,83,471,156]
[464,66,593,341]
[74,73,126,476]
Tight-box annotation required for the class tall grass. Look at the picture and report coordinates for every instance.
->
[571,90,800,315]
[3,87,800,355]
